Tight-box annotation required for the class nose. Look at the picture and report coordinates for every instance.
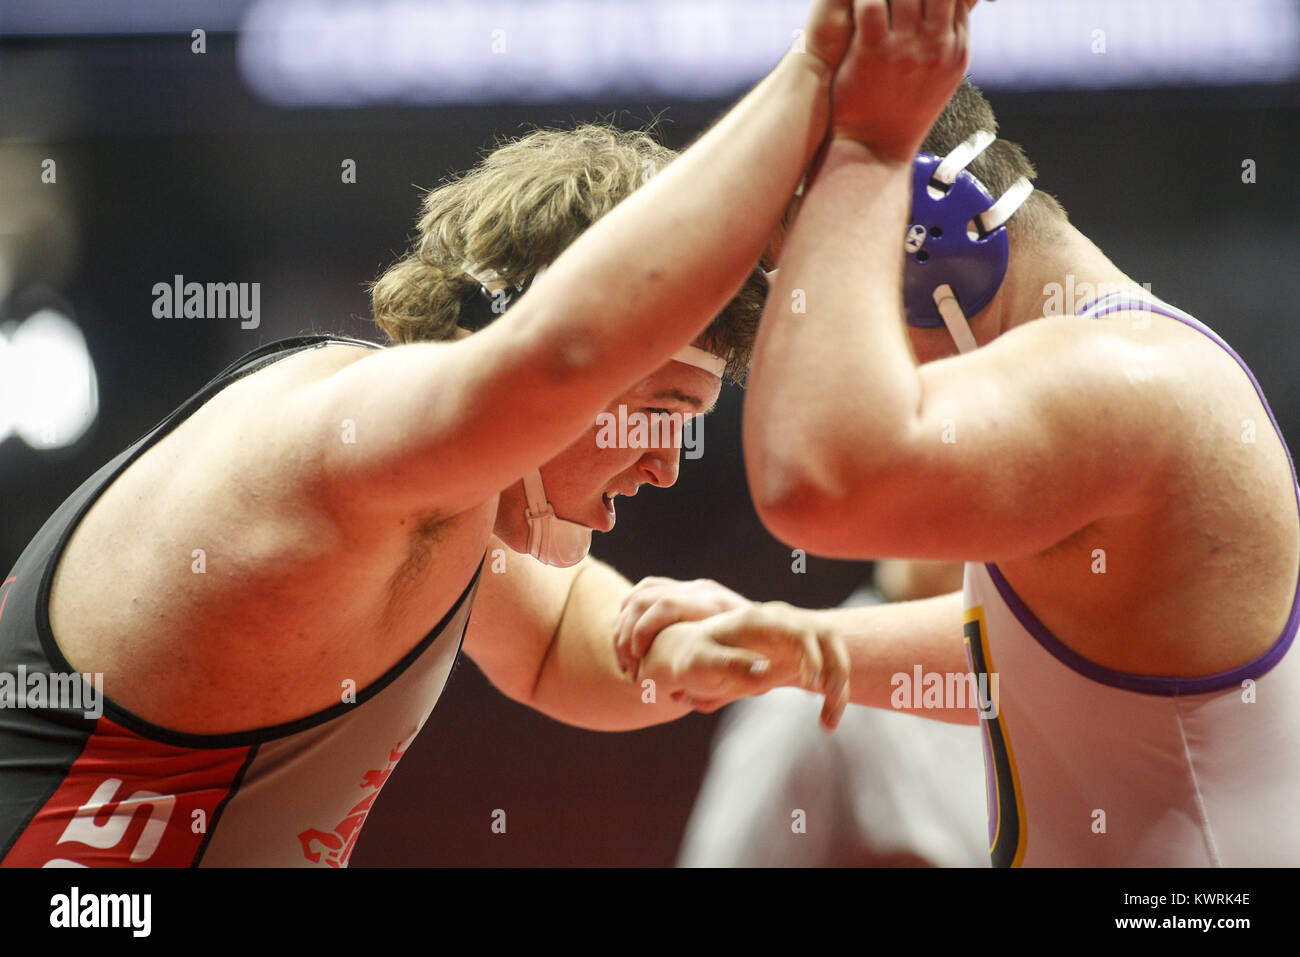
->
[637,446,682,489]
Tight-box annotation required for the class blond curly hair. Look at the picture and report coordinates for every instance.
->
[371,123,765,383]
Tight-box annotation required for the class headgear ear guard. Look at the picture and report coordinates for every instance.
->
[459,261,727,567]
[903,130,1034,353]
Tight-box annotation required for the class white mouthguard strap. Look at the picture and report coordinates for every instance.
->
[933,284,979,354]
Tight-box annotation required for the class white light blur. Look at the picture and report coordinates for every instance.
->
[0,334,12,443]
[236,0,1300,107]
[0,310,99,450]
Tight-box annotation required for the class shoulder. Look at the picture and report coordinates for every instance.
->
[119,339,389,511]
[179,339,388,445]
[238,338,385,392]
[970,310,1235,418]
[923,313,1193,445]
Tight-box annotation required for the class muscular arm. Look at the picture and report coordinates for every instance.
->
[745,139,1177,564]
[464,539,837,730]
[277,47,834,523]
[463,543,695,731]
[744,5,1178,563]
[616,578,979,726]
[812,590,978,725]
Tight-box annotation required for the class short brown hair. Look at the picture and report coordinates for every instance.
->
[371,123,764,383]
[922,79,1067,237]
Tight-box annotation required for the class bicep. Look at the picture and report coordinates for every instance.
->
[806,321,1179,561]
[459,543,592,704]
[275,311,612,523]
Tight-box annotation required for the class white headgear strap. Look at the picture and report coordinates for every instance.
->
[927,130,1034,354]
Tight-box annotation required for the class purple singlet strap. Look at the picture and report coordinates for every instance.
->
[985,291,1300,696]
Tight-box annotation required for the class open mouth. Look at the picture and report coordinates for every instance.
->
[601,492,617,529]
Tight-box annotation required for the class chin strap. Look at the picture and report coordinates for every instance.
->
[521,470,591,568]
[932,284,980,354]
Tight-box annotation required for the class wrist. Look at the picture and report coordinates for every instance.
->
[635,620,690,683]
[783,44,835,90]
[824,134,916,169]
[777,48,834,149]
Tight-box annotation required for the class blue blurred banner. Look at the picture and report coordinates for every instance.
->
[222,0,1294,102]
[3,0,1297,99]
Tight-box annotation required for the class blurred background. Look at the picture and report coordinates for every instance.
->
[1,0,1297,865]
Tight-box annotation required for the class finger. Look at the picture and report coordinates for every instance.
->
[888,0,923,33]
[629,597,697,660]
[817,633,852,732]
[677,694,726,713]
[952,0,970,63]
[614,608,632,671]
[628,603,677,661]
[926,0,956,30]
[618,577,671,611]
[804,0,854,59]
[614,585,670,667]
[857,0,890,46]
[614,601,643,672]
[695,579,750,611]
[691,698,728,714]
[690,645,774,697]
[820,687,849,732]
[795,629,826,692]
[629,591,742,660]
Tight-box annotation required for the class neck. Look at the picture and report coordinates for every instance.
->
[989,219,1139,334]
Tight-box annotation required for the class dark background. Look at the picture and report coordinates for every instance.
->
[2,11,1298,866]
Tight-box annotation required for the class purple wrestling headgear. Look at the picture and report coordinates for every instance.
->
[903,130,1033,353]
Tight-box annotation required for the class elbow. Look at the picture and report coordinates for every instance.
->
[744,402,924,556]
[743,408,845,544]
[748,444,924,558]
[747,454,861,554]
[754,492,840,554]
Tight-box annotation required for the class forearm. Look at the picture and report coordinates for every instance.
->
[529,560,695,732]
[811,590,981,725]
[745,138,922,513]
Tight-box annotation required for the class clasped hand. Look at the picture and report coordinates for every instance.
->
[615,577,850,731]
